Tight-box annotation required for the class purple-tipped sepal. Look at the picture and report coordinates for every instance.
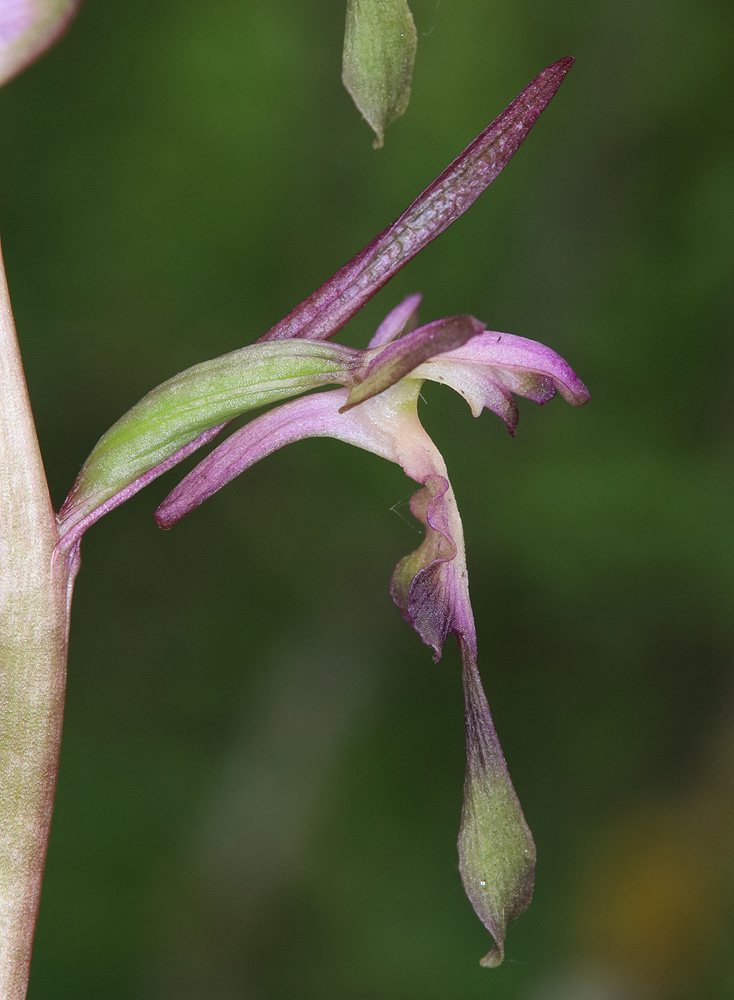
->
[413,331,590,434]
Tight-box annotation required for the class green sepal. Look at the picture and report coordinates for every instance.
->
[59,340,364,531]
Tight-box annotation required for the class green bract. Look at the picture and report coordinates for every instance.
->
[342,0,417,148]
[58,340,365,533]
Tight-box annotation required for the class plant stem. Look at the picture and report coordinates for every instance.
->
[0,242,72,1000]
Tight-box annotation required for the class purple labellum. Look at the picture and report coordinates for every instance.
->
[153,309,585,966]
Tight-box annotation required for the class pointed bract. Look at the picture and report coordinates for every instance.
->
[261,58,574,343]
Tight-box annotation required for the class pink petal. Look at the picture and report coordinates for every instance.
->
[368,293,422,348]
[414,331,590,432]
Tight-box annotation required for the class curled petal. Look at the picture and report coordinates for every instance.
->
[0,0,82,87]
[368,292,422,348]
[342,314,485,412]
[458,643,536,967]
[414,331,590,432]
[390,472,476,660]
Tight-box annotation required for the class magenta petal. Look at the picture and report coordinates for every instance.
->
[438,332,589,404]
[368,293,422,348]
[259,59,573,344]
[414,331,589,430]
[424,360,521,431]
[342,314,485,412]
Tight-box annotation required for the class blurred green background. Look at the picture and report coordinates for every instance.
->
[2,1,733,997]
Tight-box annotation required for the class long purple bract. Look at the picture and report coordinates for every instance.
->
[259,57,573,344]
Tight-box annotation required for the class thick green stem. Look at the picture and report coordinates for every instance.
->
[0,242,72,999]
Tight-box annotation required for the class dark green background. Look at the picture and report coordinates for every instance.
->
[2,1,733,997]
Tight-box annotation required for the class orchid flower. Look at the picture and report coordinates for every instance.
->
[152,296,589,965]
[51,59,585,966]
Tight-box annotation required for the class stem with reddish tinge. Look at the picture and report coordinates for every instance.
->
[0,243,74,1000]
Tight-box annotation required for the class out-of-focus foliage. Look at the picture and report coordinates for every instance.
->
[0,1,732,998]
[342,0,417,148]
